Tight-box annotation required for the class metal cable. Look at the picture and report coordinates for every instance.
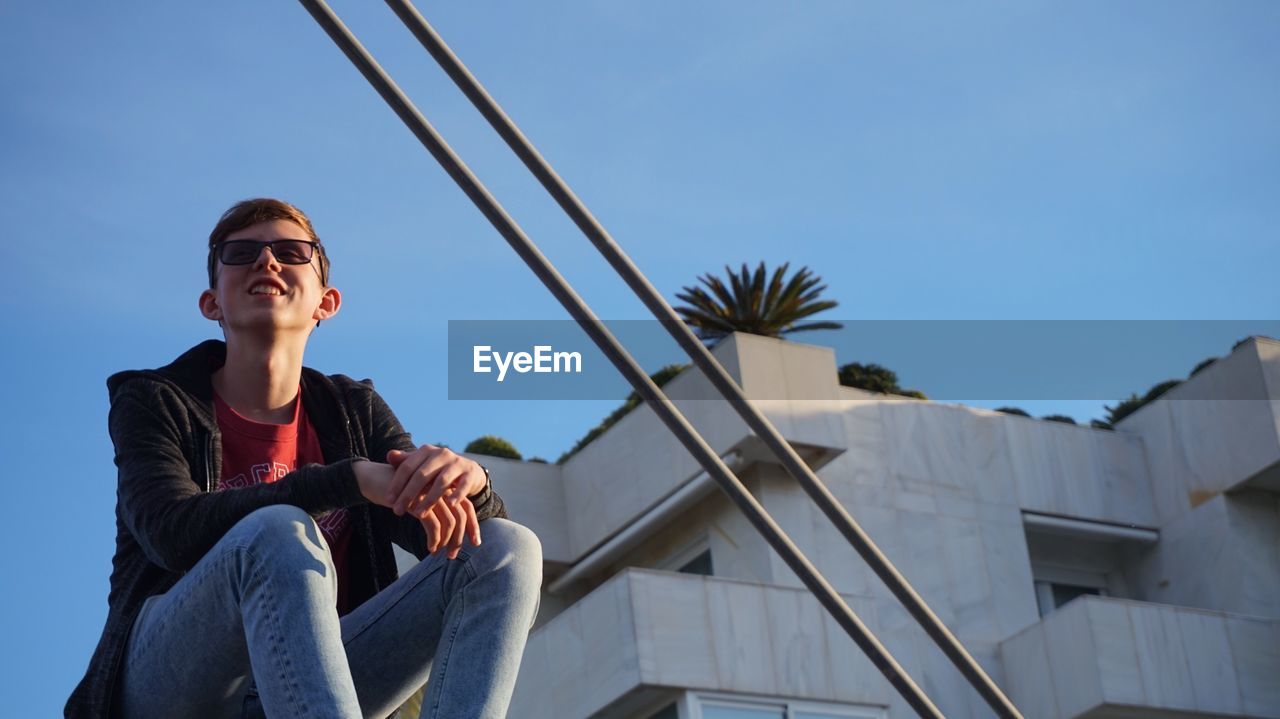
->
[297,0,962,715]
[380,3,1023,718]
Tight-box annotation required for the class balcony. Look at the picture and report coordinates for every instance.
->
[1000,596,1280,718]
[511,569,892,719]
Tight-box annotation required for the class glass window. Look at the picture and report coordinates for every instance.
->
[645,702,679,719]
[678,548,714,576]
[1034,578,1108,616]
[1050,582,1102,608]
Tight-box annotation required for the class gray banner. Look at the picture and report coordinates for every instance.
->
[447,320,1279,401]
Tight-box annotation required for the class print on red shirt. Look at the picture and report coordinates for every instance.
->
[213,389,354,614]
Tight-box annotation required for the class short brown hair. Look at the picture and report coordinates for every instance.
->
[207,198,330,288]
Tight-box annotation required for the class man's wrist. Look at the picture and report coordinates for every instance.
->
[351,457,378,503]
[469,464,491,498]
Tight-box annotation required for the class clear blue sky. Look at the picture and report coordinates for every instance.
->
[2,2,1277,713]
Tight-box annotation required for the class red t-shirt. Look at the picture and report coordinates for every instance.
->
[213,389,354,615]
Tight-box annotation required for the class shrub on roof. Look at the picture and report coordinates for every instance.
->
[464,435,522,460]
[1103,379,1181,426]
[838,362,928,399]
[1189,357,1217,377]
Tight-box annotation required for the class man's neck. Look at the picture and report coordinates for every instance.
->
[212,334,306,425]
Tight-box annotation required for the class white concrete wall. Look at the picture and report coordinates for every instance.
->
[495,334,1280,719]
[540,467,780,627]
[597,467,777,588]
[747,393,1154,655]
[515,570,644,719]
[1262,339,1280,450]
[747,450,1032,719]
[471,454,572,564]
[1117,337,1280,525]
[558,333,847,559]
[1124,491,1280,620]
[827,393,1154,526]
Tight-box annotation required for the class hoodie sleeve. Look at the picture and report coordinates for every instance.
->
[111,381,367,573]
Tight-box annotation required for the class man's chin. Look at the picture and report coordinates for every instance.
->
[222,318,317,340]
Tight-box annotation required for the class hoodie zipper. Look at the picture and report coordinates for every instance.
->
[343,415,382,595]
[203,433,214,492]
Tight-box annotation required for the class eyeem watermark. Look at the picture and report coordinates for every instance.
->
[449,319,1280,400]
[473,345,583,382]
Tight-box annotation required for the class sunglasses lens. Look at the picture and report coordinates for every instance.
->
[220,241,262,264]
[273,241,313,264]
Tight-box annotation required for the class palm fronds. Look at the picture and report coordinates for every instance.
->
[674,261,842,342]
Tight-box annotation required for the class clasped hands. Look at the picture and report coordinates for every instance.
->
[354,444,486,560]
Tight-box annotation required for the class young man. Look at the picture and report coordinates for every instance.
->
[66,198,542,718]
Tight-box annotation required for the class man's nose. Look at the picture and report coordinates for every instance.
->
[252,244,284,271]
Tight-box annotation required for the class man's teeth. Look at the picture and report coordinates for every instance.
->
[250,286,283,295]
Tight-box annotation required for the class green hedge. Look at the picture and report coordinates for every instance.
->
[464,435,522,460]
[838,362,928,399]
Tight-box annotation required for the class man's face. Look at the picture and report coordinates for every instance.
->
[199,219,340,337]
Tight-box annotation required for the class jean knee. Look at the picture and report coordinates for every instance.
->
[232,505,334,570]
[475,519,543,590]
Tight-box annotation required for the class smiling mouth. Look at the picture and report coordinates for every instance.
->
[249,286,286,296]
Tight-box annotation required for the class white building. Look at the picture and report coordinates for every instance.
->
[409,333,1280,719]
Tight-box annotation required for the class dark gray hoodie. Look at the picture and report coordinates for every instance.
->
[65,339,504,718]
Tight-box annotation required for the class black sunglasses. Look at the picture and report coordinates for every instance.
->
[214,239,321,266]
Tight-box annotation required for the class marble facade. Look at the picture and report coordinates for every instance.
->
[408,334,1280,718]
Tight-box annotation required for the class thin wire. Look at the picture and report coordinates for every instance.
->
[296,1,951,715]
[379,3,1024,718]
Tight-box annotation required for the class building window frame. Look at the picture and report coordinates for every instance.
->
[679,690,886,719]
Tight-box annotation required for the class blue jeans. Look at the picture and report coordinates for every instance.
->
[117,505,542,718]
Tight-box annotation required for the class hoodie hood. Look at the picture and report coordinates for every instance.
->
[107,339,226,399]
[106,339,227,431]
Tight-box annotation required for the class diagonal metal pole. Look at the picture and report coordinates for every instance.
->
[381,4,1022,718]
[296,1,944,716]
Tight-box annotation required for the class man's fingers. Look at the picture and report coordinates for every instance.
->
[408,470,455,516]
[386,449,408,467]
[392,453,449,515]
[417,497,474,560]
[420,512,441,554]
[446,462,485,507]
[423,501,456,555]
[387,450,429,510]
[463,498,481,547]
[439,502,457,549]
[420,467,463,511]
[445,500,467,559]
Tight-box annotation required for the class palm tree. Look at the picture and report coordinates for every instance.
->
[674,261,842,343]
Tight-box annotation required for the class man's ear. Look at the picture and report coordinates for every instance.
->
[198,289,223,323]
[314,286,342,322]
